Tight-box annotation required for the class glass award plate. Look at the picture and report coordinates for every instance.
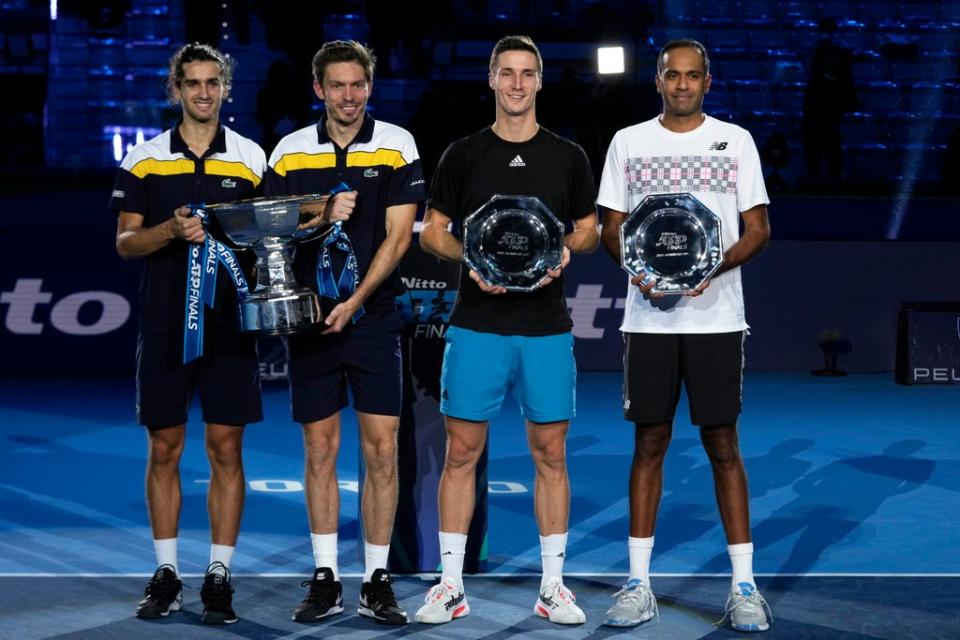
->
[462,195,564,292]
[620,192,723,294]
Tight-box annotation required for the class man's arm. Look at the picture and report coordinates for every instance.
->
[115,207,205,260]
[538,211,601,287]
[322,202,417,333]
[716,204,770,275]
[681,204,770,298]
[565,211,600,254]
[599,207,627,265]
[418,206,461,262]
[420,206,507,294]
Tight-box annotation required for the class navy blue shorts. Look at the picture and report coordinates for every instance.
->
[285,309,404,423]
[136,328,262,429]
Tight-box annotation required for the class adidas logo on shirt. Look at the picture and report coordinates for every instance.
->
[508,155,526,167]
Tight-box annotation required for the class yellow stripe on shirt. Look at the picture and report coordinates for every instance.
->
[274,148,406,176]
[347,148,406,169]
[273,152,337,176]
[129,158,195,178]
[205,159,261,187]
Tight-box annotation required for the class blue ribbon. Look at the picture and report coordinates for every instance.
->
[183,204,251,363]
[316,182,364,323]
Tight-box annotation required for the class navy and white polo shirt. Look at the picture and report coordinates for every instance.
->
[109,124,266,332]
[264,113,425,313]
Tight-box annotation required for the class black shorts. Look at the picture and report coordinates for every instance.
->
[286,309,404,423]
[623,331,744,426]
[136,328,262,429]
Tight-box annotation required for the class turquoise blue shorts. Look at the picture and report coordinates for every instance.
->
[440,326,576,424]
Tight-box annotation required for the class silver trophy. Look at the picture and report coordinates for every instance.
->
[462,195,564,291]
[205,195,326,334]
[620,193,723,294]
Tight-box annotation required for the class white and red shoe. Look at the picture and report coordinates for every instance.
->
[534,578,586,624]
[414,579,470,624]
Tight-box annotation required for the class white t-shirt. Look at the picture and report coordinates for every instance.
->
[597,115,770,334]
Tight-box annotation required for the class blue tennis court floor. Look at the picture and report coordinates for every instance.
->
[0,372,957,638]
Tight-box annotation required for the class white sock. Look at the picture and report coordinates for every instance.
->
[153,538,178,576]
[540,533,568,588]
[311,532,339,580]
[209,544,234,574]
[728,542,755,589]
[364,542,390,582]
[628,536,655,585]
[439,531,467,586]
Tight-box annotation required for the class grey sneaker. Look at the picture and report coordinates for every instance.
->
[603,578,658,627]
[720,582,772,632]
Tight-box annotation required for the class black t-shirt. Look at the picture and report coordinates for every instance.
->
[428,126,596,336]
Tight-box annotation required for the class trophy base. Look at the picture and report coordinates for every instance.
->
[238,290,323,335]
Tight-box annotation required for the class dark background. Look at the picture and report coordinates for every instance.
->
[1,0,959,376]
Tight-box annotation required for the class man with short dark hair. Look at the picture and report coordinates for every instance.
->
[415,34,599,626]
[264,39,424,626]
[111,42,266,625]
[598,38,772,632]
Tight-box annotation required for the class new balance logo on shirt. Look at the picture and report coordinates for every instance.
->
[508,155,526,167]
[709,141,728,150]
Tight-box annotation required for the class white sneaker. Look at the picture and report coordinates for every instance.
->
[414,579,469,624]
[719,582,772,632]
[534,578,586,624]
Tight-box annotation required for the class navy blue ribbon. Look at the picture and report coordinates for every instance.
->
[316,182,364,323]
[183,204,250,363]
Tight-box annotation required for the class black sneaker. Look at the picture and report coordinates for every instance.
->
[200,561,239,625]
[136,564,182,619]
[358,568,408,625]
[293,567,344,623]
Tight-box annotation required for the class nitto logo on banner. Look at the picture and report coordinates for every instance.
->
[1,278,130,335]
[401,277,447,290]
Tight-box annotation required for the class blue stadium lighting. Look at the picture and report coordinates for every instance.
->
[104,126,161,164]
[103,125,162,138]
[112,130,122,163]
[888,91,943,240]
[49,0,56,20]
